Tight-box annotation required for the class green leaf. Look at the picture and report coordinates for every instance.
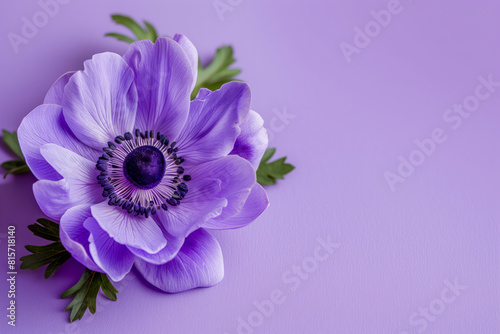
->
[3,162,30,178]
[20,219,71,279]
[1,130,31,178]
[36,218,61,235]
[2,130,24,160]
[256,148,295,185]
[60,270,92,299]
[27,218,60,241]
[192,46,241,99]
[44,253,72,279]
[1,160,24,170]
[106,14,159,43]
[61,269,119,322]
[1,159,30,178]
[143,21,158,42]
[111,15,146,39]
[21,242,69,269]
[100,274,118,301]
[261,147,276,163]
[200,78,242,92]
[104,33,136,44]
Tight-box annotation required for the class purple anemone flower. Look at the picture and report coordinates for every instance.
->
[18,35,269,292]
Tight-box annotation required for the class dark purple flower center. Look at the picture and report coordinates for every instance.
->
[123,145,166,189]
[94,129,192,218]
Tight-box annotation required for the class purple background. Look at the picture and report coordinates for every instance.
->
[1,0,499,333]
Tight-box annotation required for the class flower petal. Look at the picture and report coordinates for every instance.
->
[230,110,268,170]
[33,179,70,220]
[123,37,193,140]
[158,155,256,238]
[59,204,101,272]
[126,224,184,265]
[62,52,137,149]
[176,81,251,165]
[34,143,102,220]
[18,104,100,181]
[135,228,224,293]
[173,34,198,91]
[195,155,256,222]
[195,88,211,99]
[44,71,75,105]
[39,143,102,209]
[33,179,103,221]
[156,177,226,238]
[84,217,135,282]
[202,183,269,230]
[91,201,166,254]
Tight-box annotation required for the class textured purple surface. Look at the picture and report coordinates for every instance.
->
[0,0,499,333]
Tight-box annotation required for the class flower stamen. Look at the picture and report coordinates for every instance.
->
[95,130,191,217]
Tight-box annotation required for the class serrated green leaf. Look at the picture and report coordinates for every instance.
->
[200,78,242,92]
[111,14,148,40]
[256,148,295,185]
[106,14,159,43]
[3,164,30,178]
[2,159,29,178]
[27,228,58,242]
[144,21,158,41]
[208,68,241,83]
[61,269,118,322]
[27,221,59,241]
[20,243,70,276]
[61,270,92,299]
[192,46,241,99]
[21,219,71,278]
[1,130,31,178]
[44,252,72,279]
[37,218,60,234]
[25,242,65,254]
[104,33,136,43]
[2,130,24,160]
[261,147,276,163]
[100,274,118,301]
[1,160,24,170]
[64,270,98,321]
